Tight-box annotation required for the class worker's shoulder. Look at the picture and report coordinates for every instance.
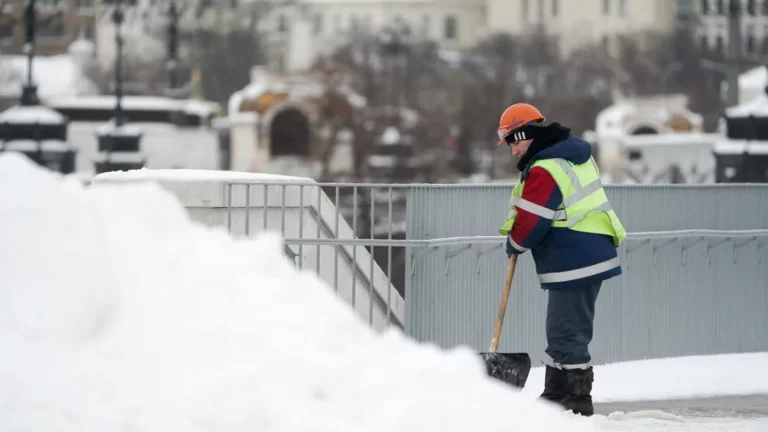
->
[522,165,557,187]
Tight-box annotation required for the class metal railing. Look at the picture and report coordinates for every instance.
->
[223,181,768,365]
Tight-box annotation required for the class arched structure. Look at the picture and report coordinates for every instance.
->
[260,99,318,160]
[629,125,659,135]
[268,108,311,157]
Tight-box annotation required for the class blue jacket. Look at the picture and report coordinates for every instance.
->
[505,135,622,290]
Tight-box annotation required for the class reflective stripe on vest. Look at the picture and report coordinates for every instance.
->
[498,155,626,284]
[510,196,566,220]
[538,256,621,284]
[549,157,610,228]
[534,157,626,247]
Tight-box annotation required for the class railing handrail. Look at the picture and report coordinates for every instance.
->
[224,180,768,189]
[281,229,768,247]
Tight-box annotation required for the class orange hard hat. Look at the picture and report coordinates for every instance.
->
[497,103,545,145]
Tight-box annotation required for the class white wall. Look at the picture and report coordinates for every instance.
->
[89,169,406,332]
[68,122,221,175]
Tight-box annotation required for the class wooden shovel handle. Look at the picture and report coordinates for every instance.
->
[489,254,518,352]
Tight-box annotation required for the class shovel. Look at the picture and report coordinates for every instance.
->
[479,254,532,388]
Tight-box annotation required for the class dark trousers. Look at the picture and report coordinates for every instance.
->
[545,282,601,367]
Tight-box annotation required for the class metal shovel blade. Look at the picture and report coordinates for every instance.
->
[480,352,531,388]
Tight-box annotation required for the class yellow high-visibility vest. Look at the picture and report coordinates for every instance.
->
[499,156,626,247]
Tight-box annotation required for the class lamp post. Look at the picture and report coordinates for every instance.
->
[94,0,145,174]
[21,0,40,105]
[112,0,126,126]
[167,1,179,90]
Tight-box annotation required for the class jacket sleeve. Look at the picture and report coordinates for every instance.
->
[506,166,563,254]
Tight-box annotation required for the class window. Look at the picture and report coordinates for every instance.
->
[701,0,709,15]
[0,22,12,40]
[618,0,626,16]
[444,15,457,40]
[76,0,94,9]
[552,0,559,17]
[421,14,430,37]
[717,0,724,15]
[38,16,66,39]
[276,14,287,32]
[747,0,757,15]
[699,34,708,51]
[313,14,322,35]
[603,0,610,14]
[78,25,93,40]
[522,0,529,21]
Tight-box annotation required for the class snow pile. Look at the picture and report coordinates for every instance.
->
[523,352,768,403]
[0,152,593,432]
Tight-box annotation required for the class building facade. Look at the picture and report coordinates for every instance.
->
[258,0,684,69]
[696,0,768,55]
[485,0,678,56]
[82,0,691,74]
[0,0,96,56]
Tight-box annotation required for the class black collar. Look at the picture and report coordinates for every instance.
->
[517,122,572,173]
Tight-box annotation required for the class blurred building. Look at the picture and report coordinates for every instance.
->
[262,0,687,69]
[486,0,680,57]
[84,1,708,74]
[697,0,768,54]
[0,0,96,56]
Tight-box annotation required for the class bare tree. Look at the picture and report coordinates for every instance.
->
[182,27,266,105]
[453,31,564,176]
[613,29,730,131]
[315,30,464,182]
[85,1,270,105]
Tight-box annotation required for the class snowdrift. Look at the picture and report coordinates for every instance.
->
[0,152,593,432]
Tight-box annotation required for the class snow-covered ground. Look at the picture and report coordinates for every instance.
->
[522,352,768,403]
[0,151,766,432]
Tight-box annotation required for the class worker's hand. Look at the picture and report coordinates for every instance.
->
[505,235,525,257]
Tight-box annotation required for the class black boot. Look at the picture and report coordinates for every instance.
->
[563,367,594,416]
[539,365,568,407]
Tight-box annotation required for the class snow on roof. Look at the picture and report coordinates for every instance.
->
[227,76,366,115]
[228,82,267,114]
[714,139,768,155]
[95,121,143,137]
[45,95,221,116]
[595,103,632,137]
[0,139,71,152]
[0,105,66,124]
[725,92,768,117]
[738,65,767,89]
[619,132,720,149]
[595,95,703,137]
[0,54,98,100]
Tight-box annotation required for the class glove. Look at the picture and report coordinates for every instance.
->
[505,235,527,257]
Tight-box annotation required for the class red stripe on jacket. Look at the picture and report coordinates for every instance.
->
[510,166,561,250]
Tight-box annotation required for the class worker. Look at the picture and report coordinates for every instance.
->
[496,103,626,417]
